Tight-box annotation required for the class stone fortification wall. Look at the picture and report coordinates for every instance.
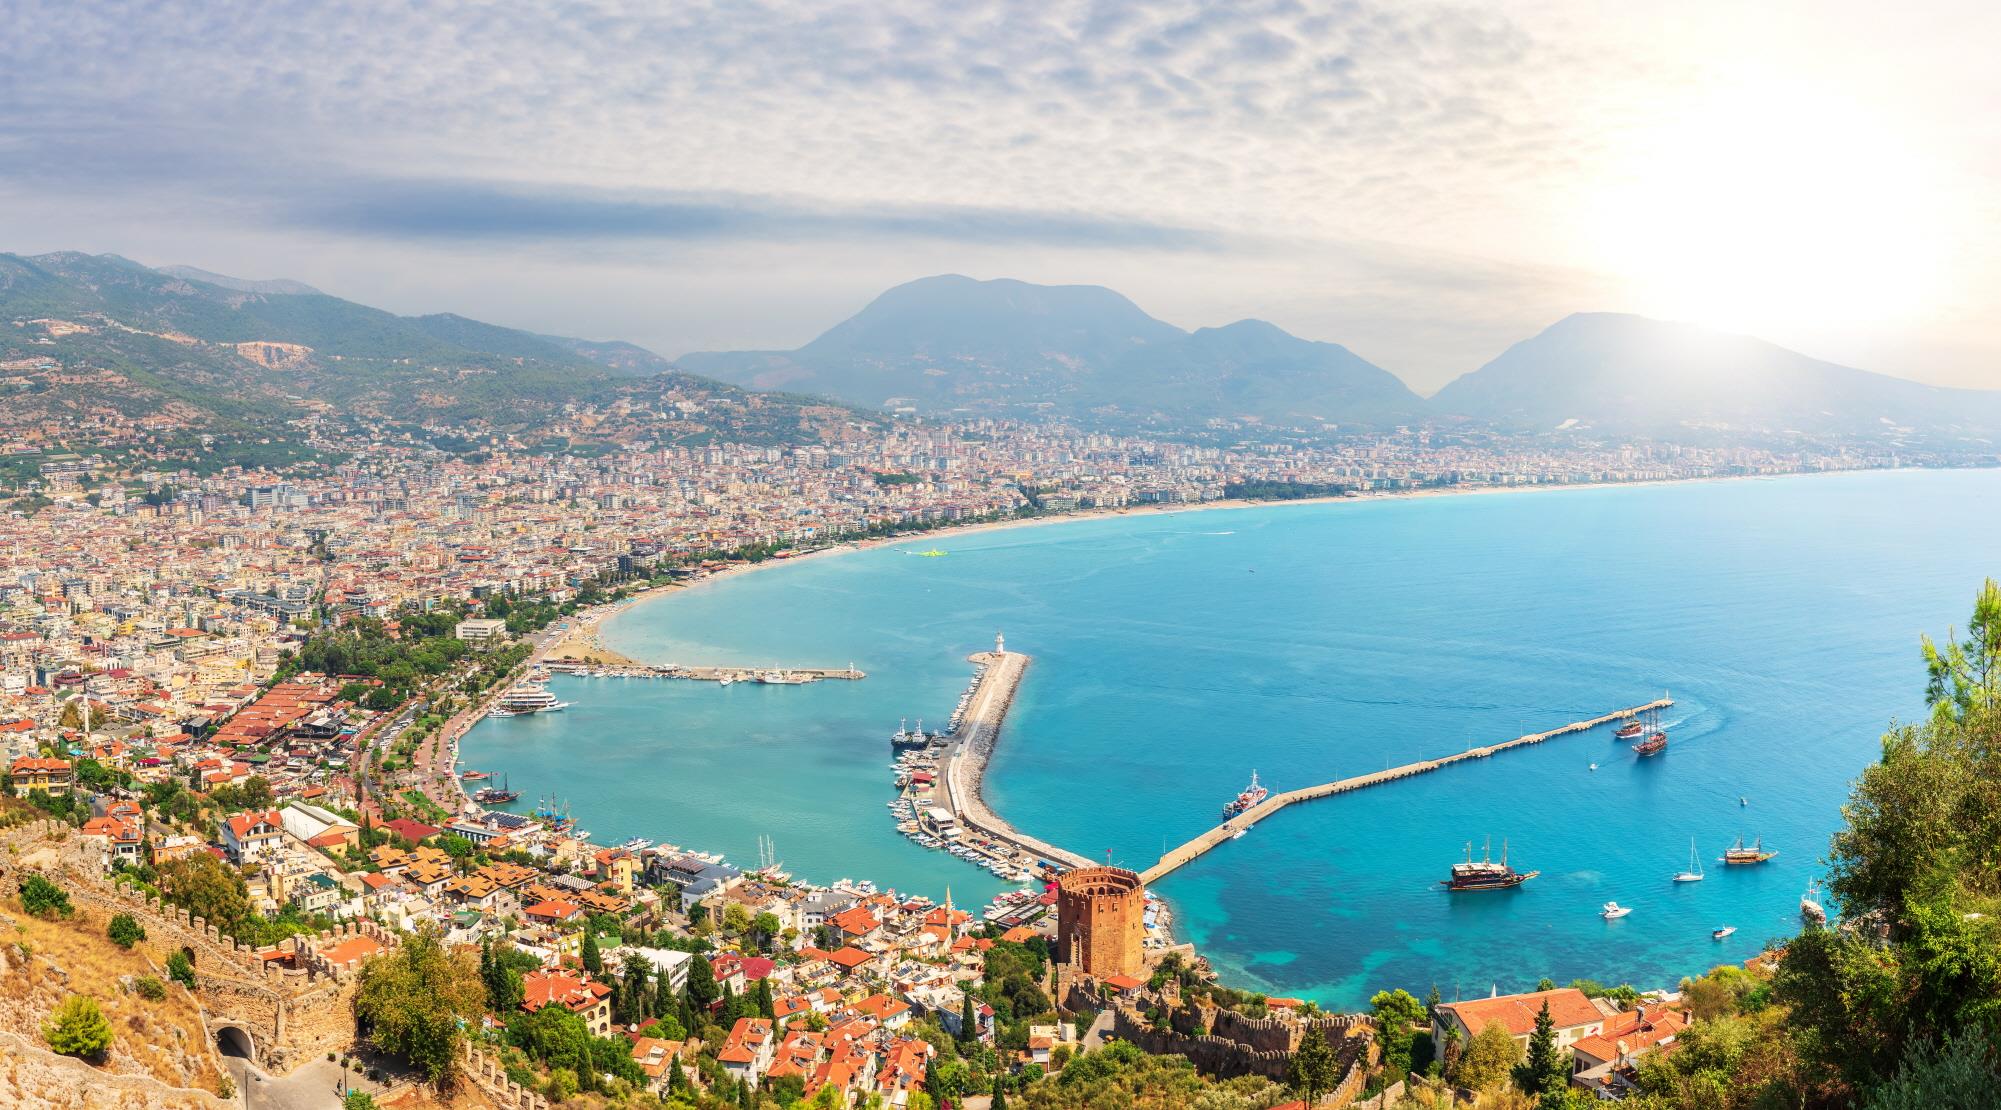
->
[1109,996,1376,1089]
[462,1038,553,1110]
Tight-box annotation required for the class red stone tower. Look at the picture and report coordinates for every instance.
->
[1055,865,1146,979]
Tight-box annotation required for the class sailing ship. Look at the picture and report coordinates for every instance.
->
[1614,719,1644,739]
[1722,836,1779,865]
[1672,838,1704,882]
[1632,707,1667,756]
[1221,770,1269,818]
[1801,880,1827,924]
[1444,838,1539,891]
[473,773,519,804]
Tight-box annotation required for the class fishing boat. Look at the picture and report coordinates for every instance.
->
[1713,925,1737,939]
[1801,880,1827,924]
[1722,836,1779,865]
[1221,770,1269,818]
[1444,838,1539,891]
[1672,838,1704,882]
[1602,901,1632,919]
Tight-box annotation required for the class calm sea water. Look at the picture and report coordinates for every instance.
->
[462,468,2000,1008]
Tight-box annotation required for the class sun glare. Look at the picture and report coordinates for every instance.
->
[1583,80,1952,338]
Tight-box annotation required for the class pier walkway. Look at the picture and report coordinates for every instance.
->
[938,650,1095,871]
[544,661,864,684]
[1137,697,1674,884]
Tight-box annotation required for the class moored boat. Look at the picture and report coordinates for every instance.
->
[495,684,569,714]
[1801,880,1827,924]
[1222,770,1269,818]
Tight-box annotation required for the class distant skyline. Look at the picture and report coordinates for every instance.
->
[3,1,1997,394]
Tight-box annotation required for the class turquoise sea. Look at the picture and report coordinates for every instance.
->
[462,468,2000,1008]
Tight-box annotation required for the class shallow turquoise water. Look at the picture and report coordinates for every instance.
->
[462,468,2000,1007]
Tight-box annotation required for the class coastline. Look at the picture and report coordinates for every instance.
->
[590,467,1861,645]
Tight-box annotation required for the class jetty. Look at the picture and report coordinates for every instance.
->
[936,646,1095,871]
[1138,696,1675,884]
[544,661,865,684]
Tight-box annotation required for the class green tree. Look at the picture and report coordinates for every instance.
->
[43,995,113,1058]
[959,988,979,1045]
[107,912,146,948]
[167,948,195,988]
[1921,578,2001,723]
[1453,1021,1523,1092]
[1513,999,1568,1096]
[581,929,602,977]
[722,901,752,937]
[343,1093,379,1110]
[686,953,718,1010]
[19,874,72,917]
[990,1075,1009,1110]
[1864,1027,2001,1110]
[354,926,485,1087]
[1286,1025,1340,1102]
[753,976,775,1020]
[1370,988,1426,1079]
[156,852,249,927]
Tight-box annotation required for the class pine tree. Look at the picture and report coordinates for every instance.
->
[959,989,978,1044]
[581,929,602,977]
[990,1076,1009,1110]
[754,976,775,1020]
[1426,984,1443,1023]
[1287,1025,1339,1102]
[688,953,719,1010]
[1513,999,1567,1096]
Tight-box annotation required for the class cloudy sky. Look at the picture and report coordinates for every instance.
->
[3,0,1996,393]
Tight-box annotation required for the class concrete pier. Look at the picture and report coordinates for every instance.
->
[1138,697,1675,884]
[937,650,1095,871]
[544,661,865,683]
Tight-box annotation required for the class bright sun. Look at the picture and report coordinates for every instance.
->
[1582,80,1952,337]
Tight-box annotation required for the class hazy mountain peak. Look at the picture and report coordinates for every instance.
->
[154,264,323,296]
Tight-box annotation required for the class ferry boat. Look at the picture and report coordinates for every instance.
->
[1601,901,1632,919]
[1221,770,1269,818]
[1801,880,1827,924]
[1444,839,1539,891]
[495,684,569,715]
[1722,836,1779,865]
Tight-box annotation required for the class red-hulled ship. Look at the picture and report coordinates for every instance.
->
[1222,770,1269,818]
[1445,838,1539,891]
[1632,707,1667,756]
[1614,720,1644,739]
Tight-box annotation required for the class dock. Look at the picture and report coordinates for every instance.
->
[545,661,865,684]
[1138,697,1674,884]
[935,649,1095,871]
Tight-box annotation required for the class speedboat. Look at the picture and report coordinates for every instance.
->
[1601,901,1632,919]
[1712,925,1736,939]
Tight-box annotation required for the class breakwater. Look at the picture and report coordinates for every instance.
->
[1139,697,1675,884]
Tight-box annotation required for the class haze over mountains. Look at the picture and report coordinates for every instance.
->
[3,252,1994,449]
[685,275,2001,443]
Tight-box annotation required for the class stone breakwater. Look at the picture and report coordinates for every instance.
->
[940,650,1093,871]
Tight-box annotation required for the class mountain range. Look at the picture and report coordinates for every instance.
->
[685,275,2001,443]
[0,251,862,447]
[3,253,1994,450]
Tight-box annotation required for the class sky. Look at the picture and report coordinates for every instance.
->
[2,0,1997,394]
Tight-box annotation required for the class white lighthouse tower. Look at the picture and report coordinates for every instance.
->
[995,630,1005,655]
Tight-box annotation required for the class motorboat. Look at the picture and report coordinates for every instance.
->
[1601,901,1632,919]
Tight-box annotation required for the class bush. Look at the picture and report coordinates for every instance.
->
[134,975,167,1001]
[108,913,146,948]
[167,948,195,988]
[43,995,113,1058]
[20,874,71,917]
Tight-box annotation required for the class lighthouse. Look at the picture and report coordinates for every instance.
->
[995,630,1005,655]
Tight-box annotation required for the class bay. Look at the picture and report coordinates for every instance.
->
[461,468,1996,1008]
